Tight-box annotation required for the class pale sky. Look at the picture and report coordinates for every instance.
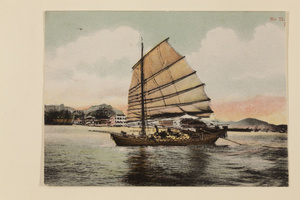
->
[44,11,287,124]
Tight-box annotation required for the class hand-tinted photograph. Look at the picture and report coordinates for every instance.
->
[44,11,288,186]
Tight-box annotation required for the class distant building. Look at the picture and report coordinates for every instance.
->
[173,114,199,129]
[127,121,141,127]
[127,115,203,129]
[95,118,110,127]
[159,114,200,129]
[73,118,83,125]
[109,108,127,127]
[127,120,158,128]
[110,114,127,127]
[159,119,174,128]
[84,116,95,125]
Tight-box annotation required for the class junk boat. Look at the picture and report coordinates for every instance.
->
[110,38,227,146]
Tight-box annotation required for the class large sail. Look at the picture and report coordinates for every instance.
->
[127,38,213,122]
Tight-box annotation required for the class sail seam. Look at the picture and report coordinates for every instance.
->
[128,98,210,112]
[127,110,213,121]
[128,110,213,117]
[128,71,197,100]
[128,83,205,106]
[148,110,213,119]
[129,56,185,94]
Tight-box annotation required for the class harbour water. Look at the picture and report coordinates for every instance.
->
[44,125,288,186]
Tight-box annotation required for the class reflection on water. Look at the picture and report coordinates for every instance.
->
[123,144,288,186]
[124,146,212,186]
[44,126,288,186]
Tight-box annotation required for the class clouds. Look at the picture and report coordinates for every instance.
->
[44,26,141,109]
[186,23,286,103]
[44,21,287,123]
[45,26,141,78]
[185,23,286,123]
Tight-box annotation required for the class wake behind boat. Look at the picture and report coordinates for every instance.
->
[110,38,227,146]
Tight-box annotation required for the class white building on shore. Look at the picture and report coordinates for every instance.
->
[110,109,127,127]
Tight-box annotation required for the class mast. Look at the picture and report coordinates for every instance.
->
[140,38,146,136]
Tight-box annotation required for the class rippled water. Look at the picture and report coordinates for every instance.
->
[44,125,288,186]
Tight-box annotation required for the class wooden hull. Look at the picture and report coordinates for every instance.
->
[110,130,226,146]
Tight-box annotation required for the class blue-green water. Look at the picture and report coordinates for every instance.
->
[44,125,288,186]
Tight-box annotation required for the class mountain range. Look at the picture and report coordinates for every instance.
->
[44,104,287,132]
[224,118,287,133]
[45,103,125,116]
[44,104,75,113]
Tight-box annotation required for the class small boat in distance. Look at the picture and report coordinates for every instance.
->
[110,38,227,146]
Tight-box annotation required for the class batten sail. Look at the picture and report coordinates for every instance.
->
[127,38,213,122]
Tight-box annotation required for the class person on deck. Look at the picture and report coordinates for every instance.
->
[154,125,159,133]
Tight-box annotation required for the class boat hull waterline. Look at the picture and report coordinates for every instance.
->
[110,130,227,146]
